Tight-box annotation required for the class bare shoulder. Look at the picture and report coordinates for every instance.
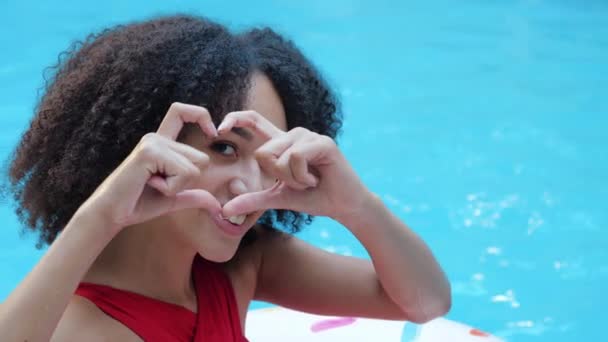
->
[51,295,142,342]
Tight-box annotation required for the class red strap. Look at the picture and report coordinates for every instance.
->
[192,256,247,341]
[75,255,248,342]
[75,282,196,341]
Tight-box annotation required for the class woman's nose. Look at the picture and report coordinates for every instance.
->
[228,178,248,196]
[227,159,274,196]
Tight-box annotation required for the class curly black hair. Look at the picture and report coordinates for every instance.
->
[3,14,342,248]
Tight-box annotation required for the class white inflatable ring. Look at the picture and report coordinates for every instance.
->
[246,306,503,341]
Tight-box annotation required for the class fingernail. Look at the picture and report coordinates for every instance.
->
[308,176,318,187]
[209,125,218,137]
[217,121,226,132]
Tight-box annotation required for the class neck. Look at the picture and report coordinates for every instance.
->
[84,216,198,311]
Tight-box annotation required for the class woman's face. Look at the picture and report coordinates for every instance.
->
[172,72,288,262]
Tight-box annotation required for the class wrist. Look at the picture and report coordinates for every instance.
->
[334,189,382,228]
[71,203,121,240]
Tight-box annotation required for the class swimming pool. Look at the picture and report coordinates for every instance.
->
[1,1,606,341]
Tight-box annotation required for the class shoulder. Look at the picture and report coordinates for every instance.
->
[51,295,142,342]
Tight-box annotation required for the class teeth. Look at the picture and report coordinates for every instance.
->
[227,215,246,225]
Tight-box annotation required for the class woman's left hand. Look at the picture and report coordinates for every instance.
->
[220,110,372,222]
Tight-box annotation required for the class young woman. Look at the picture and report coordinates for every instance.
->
[0,15,450,341]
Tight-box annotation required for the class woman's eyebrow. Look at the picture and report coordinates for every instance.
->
[231,127,253,141]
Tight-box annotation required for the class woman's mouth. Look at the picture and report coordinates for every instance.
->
[210,212,251,237]
[225,214,247,225]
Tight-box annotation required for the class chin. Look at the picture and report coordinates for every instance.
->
[196,231,241,263]
[197,240,240,263]
[193,209,264,263]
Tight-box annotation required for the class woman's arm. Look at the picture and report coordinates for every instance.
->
[0,210,115,341]
[219,110,451,323]
[254,192,451,323]
[337,192,451,322]
[0,103,221,341]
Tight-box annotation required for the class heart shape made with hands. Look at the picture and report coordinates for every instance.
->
[213,110,325,219]
[151,103,362,227]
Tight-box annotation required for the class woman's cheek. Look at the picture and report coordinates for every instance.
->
[197,164,227,190]
[199,156,274,194]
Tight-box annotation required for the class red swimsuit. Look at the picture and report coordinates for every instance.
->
[75,255,248,341]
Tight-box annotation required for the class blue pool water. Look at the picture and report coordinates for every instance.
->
[1,1,606,341]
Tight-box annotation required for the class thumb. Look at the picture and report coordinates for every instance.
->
[169,189,222,214]
[222,182,288,217]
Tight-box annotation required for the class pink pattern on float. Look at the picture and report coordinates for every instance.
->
[310,317,357,333]
[469,328,490,337]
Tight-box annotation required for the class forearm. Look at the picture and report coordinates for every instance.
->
[336,193,451,322]
[0,209,116,341]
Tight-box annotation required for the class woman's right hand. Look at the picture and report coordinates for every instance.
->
[0,103,224,342]
[78,102,221,235]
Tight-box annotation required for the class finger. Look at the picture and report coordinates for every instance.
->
[217,110,283,141]
[254,134,294,184]
[222,182,288,216]
[163,138,210,167]
[168,189,222,214]
[276,149,312,190]
[286,142,319,188]
[157,102,217,140]
[148,134,210,167]
[257,129,320,189]
[146,150,200,197]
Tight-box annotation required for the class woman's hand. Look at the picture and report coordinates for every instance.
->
[78,102,222,235]
[220,110,372,222]
[219,111,452,323]
[0,102,226,342]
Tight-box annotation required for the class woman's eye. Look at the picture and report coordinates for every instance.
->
[210,142,237,157]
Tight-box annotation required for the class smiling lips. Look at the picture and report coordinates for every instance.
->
[225,214,247,225]
[209,212,251,238]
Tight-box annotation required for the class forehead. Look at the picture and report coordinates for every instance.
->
[180,72,287,144]
[245,72,287,131]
